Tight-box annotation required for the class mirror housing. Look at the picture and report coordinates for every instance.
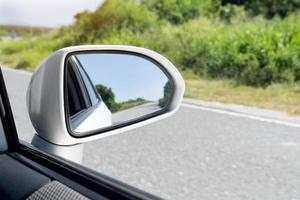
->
[27,45,185,145]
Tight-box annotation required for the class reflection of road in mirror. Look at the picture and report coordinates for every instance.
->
[112,102,162,124]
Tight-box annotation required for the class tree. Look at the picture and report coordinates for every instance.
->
[159,81,172,107]
[95,84,120,112]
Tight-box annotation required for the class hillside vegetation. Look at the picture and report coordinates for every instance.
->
[1,0,300,114]
[0,25,51,37]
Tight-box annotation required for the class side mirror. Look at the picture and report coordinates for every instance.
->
[27,45,185,146]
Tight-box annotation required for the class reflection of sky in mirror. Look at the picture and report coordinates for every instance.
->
[76,53,169,103]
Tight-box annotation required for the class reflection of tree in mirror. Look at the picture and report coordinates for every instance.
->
[96,84,148,113]
[159,81,172,108]
[95,84,120,113]
[118,98,148,111]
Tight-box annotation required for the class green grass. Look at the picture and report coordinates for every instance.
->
[0,34,58,71]
[183,70,300,115]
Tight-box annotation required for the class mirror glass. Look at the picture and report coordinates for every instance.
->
[65,52,173,135]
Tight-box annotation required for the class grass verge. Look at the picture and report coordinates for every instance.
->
[183,70,300,115]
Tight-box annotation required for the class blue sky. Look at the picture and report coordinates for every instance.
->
[0,0,103,27]
[77,54,169,103]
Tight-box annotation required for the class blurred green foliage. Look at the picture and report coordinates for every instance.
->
[246,0,300,18]
[66,0,158,43]
[1,0,300,87]
[0,25,51,38]
[142,0,212,24]
[223,0,300,18]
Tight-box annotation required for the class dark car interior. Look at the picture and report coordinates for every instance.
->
[0,69,160,200]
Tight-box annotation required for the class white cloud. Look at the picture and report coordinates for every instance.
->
[0,0,103,27]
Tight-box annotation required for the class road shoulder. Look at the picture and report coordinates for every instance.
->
[183,98,300,125]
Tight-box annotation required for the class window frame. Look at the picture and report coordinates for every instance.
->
[71,56,101,106]
[0,67,162,200]
[66,59,89,117]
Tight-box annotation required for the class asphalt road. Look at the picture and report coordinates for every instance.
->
[112,102,161,124]
[3,67,300,200]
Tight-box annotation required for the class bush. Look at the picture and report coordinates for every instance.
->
[142,0,212,24]
[1,40,29,55]
[174,15,300,86]
[15,59,30,69]
[220,4,248,23]
[223,0,300,18]
[69,0,158,43]
[246,0,300,18]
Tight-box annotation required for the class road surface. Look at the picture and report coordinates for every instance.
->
[112,102,161,124]
[2,67,300,200]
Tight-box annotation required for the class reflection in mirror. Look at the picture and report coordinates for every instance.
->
[65,52,173,135]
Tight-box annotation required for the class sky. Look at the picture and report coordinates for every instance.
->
[77,53,169,103]
[0,0,103,28]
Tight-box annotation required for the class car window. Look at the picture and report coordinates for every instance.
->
[66,60,87,117]
[75,58,99,106]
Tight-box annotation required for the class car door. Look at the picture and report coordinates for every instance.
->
[0,67,162,200]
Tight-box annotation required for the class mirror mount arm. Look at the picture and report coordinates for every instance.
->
[31,134,83,164]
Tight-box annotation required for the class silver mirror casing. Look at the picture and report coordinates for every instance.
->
[27,45,185,145]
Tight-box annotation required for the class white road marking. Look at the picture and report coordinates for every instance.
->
[182,103,300,128]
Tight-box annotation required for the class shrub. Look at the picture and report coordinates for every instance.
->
[1,40,29,55]
[15,59,30,69]
[223,0,300,18]
[142,0,212,24]
[69,0,158,43]
[166,15,300,86]
[220,4,248,23]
